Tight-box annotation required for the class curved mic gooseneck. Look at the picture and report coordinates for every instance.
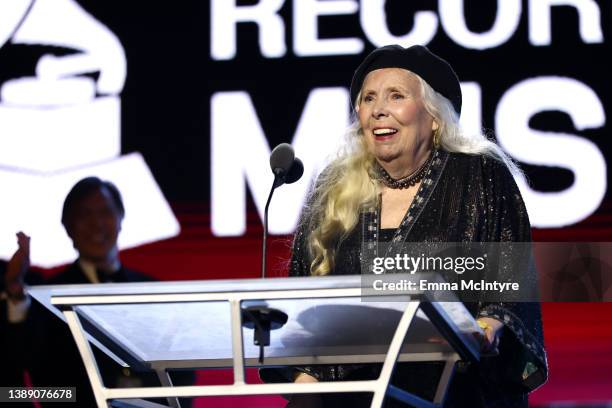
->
[262,144,303,278]
[247,144,303,363]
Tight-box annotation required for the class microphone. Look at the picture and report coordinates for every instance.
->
[262,144,303,278]
[244,144,302,364]
[285,158,304,185]
[269,143,295,187]
[270,143,295,174]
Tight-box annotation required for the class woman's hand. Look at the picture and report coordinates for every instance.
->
[475,317,504,355]
[286,373,322,408]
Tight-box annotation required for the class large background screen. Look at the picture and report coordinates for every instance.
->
[1,1,611,405]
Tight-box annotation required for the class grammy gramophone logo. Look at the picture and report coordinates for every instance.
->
[0,0,178,267]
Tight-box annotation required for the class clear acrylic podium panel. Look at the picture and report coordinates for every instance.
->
[28,275,482,371]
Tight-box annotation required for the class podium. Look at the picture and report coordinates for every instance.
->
[28,273,483,408]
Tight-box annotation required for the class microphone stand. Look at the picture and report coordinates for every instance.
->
[243,169,287,363]
[262,169,285,278]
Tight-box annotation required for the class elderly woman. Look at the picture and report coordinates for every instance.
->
[276,45,548,407]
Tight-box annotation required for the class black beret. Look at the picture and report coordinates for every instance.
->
[350,45,462,115]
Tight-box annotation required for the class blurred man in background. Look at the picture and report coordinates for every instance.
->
[3,177,192,407]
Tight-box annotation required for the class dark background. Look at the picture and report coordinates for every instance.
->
[2,0,608,203]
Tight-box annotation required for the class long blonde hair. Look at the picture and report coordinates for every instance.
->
[305,72,518,276]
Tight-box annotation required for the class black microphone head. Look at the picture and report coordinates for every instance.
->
[270,143,295,174]
[285,158,304,184]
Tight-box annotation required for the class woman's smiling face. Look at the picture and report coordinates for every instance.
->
[358,68,437,165]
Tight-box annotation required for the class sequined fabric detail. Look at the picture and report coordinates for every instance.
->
[285,151,548,401]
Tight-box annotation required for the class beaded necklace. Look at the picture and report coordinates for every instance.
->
[374,151,435,189]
